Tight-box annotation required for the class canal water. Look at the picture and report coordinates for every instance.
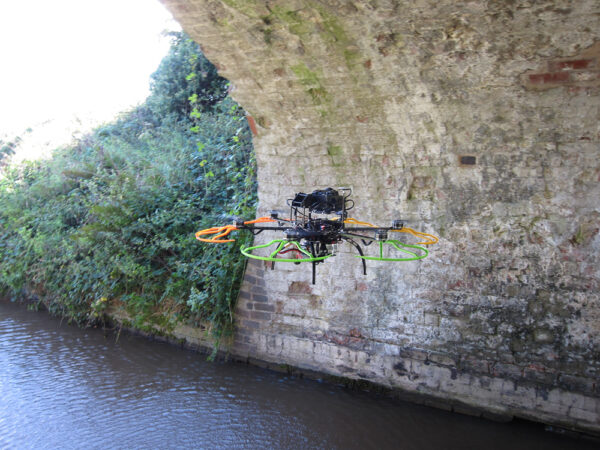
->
[0,301,596,450]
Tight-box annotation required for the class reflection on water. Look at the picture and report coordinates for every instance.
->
[0,301,595,450]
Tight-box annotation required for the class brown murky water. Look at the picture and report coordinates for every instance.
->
[0,300,596,450]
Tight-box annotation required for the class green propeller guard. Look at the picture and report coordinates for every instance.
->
[355,240,429,261]
[240,239,332,263]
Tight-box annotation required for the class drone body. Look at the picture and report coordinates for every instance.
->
[196,188,438,284]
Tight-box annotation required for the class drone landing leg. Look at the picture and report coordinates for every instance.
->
[346,238,367,276]
[309,242,317,285]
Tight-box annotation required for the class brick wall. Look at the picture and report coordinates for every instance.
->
[160,0,600,434]
[522,42,600,90]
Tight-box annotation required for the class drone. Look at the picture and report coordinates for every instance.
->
[196,188,438,284]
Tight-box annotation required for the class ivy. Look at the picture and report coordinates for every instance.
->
[0,32,256,349]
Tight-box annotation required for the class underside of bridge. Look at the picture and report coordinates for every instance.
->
[161,0,600,434]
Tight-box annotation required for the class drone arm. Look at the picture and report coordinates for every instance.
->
[243,217,278,225]
[341,231,376,242]
[195,217,279,243]
[344,217,439,245]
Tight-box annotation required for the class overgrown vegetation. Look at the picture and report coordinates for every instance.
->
[0,136,19,167]
[0,32,256,346]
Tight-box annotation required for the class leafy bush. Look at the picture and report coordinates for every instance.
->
[147,32,229,121]
[0,32,256,345]
[0,136,19,166]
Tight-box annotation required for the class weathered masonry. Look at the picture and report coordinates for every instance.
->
[160,0,600,434]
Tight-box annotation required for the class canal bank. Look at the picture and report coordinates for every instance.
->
[9,280,600,441]
[1,299,598,450]
[97,283,599,442]
[108,303,516,423]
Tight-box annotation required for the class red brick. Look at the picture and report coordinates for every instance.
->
[550,59,595,71]
[528,72,570,84]
[246,115,259,136]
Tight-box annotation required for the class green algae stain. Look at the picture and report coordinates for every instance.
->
[220,0,262,18]
[312,4,363,70]
[221,0,364,74]
[268,2,362,70]
[259,6,315,41]
[289,21,314,36]
[263,3,378,125]
[307,87,328,105]
[291,63,320,86]
[271,7,314,35]
[291,63,330,106]
[343,48,361,67]
[326,144,344,167]
[327,144,342,157]
[262,27,273,44]
[321,16,347,44]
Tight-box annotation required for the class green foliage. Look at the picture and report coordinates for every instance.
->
[146,32,228,121]
[0,136,20,165]
[0,32,256,346]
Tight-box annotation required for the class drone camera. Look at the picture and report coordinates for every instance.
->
[290,192,308,208]
[392,220,403,229]
[270,210,279,219]
[291,188,345,214]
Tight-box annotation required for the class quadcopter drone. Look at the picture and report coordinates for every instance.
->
[196,188,438,284]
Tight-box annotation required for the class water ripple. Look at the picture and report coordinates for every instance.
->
[0,301,597,450]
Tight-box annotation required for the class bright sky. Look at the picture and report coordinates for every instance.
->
[0,0,179,138]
